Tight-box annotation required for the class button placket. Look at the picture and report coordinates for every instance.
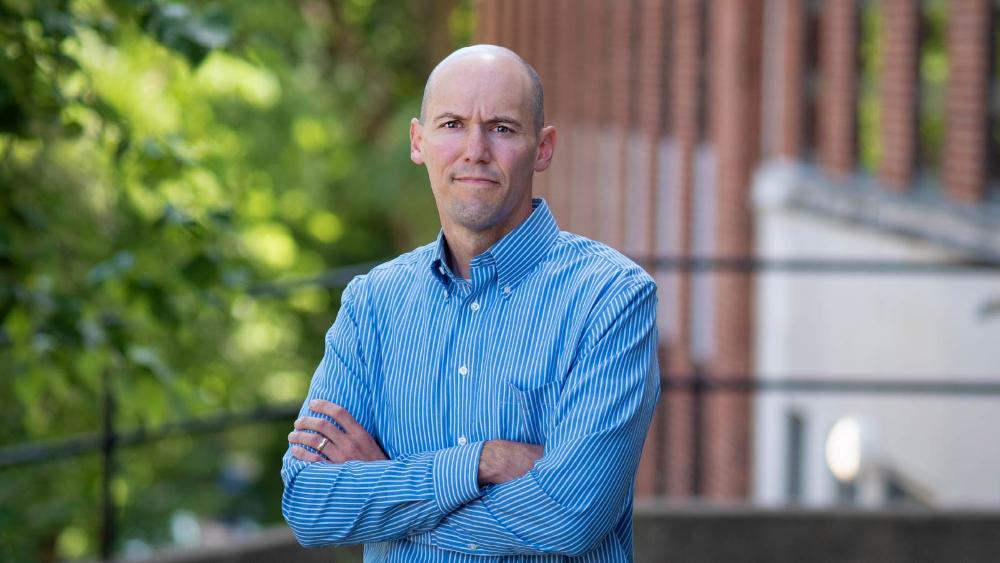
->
[451,280,480,455]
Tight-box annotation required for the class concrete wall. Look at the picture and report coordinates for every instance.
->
[632,504,1000,563]
[751,161,1000,508]
[114,507,1000,563]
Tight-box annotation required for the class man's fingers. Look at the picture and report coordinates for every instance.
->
[290,445,325,462]
[295,400,386,463]
[288,430,334,453]
[294,415,342,438]
[331,405,364,435]
[308,400,362,435]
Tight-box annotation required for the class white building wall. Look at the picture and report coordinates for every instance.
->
[751,162,1000,508]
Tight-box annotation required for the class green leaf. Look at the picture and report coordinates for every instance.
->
[39,9,75,39]
[186,7,231,50]
[61,121,83,138]
[181,252,219,287]
[154,204,200,235]
[138,138,188,184]
[114,135,131,162]
[85,251,135,286]
[126,344,174,383]
[100,311,129,354]
[0,76,28,135]
[142,3,232,67]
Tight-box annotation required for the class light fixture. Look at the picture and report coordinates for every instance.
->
[825,415,874,483]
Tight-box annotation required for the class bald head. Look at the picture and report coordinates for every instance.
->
[420,44,545,134]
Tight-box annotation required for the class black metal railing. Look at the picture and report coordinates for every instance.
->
[1,255,998,560]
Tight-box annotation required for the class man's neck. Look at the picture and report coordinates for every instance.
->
[442,201,535,280]
[445,230,498,280]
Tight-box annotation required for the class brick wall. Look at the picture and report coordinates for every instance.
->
[775,0,805,158]
[944,0,990,203]
[665,0,703,498]
[474,0,997,501]
[818,0,858,178]
[704,0,762,499]
[879,0,919,190]
[633,0,670,497]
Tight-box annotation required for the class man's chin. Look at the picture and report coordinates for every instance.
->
[448,203,504,233]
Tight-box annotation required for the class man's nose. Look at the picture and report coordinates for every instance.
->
[463,127,491,163]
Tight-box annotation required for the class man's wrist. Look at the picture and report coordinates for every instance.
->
[477,440,544,486]
[432,441,486,514]
[478,440,497,486]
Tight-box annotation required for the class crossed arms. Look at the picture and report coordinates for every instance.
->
[280,277,659,557]
[288,403,543,490]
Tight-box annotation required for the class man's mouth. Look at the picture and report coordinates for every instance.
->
[452,175,499,185]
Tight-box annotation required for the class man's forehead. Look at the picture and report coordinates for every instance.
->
[427,86,526,118]
[426,57,531,113]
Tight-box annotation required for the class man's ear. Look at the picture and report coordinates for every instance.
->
[409,118,424,165]
[533,125,557,172]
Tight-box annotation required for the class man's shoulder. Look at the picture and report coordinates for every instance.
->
[549,231,656,290]
[348,242,436,293]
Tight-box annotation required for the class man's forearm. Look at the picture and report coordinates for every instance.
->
[418,432,639,558]
[281,441,484,547]
[477,440,544,486]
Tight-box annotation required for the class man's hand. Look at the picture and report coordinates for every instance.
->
[478,440,544,486]
[288,399,388,463]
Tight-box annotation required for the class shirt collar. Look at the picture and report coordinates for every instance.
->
[431,233,454,285]
[430,198,560,291]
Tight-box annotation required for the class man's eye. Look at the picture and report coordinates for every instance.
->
[443,121,461,129]
[494,125,513,134]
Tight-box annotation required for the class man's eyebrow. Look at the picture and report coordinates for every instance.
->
[432,112,524,127]
[489,115,523,127]
[433,112,466,122]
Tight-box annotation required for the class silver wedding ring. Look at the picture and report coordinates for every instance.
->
[317,437,329,453]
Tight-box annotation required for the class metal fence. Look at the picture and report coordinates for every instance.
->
[1,255,998,560]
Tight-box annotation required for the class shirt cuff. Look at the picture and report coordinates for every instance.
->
[432,441,485,514]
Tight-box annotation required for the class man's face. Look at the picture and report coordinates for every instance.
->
[410,54,554,239]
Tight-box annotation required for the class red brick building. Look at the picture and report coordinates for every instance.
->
[474,0,1000,502]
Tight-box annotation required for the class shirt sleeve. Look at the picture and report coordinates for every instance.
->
[419,276,661,557]
[280,278,484,547]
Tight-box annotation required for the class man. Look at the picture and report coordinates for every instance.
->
[281,44,660,562]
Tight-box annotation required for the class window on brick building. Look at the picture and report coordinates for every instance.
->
[785,410,805,503]
[857,0,883,173]
[918,0,947,178]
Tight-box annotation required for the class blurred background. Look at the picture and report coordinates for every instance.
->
[2,0,999,562]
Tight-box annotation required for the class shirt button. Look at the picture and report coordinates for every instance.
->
[458,365,468,376]
[468,543,478,550]
[470,301,480,312]
[443,289,449,299]
[503,285,511,295]
[458,435,468,446]
[439,265,446,275]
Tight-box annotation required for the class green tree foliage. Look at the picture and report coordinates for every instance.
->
[0,0,470,559]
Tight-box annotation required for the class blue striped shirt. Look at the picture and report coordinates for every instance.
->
[281,198,660,562]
